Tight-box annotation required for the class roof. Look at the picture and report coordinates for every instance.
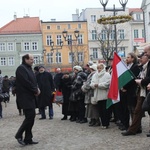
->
[129,8,143,14]
[0,16,41,35]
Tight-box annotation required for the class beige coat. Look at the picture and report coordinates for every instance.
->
[90,69,111,102]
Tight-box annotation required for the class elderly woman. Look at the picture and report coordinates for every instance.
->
[90,63,111,128]
[82,64,100,126]
[68,65,87,123]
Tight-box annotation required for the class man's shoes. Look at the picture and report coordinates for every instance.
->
[136,129,142,134]
[146,133,150,137]
[119,125,127,131]
[61,116,67,120]
[39,117,46,120]
[24,140,39,145]
[121,131,135,136]
[15,137,26,146]
[80,119,88,124]
[49,116,53,120]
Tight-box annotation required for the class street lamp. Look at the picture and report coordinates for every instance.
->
[62,29,79,71]
[49,40,63,67]
[99,0,128,53]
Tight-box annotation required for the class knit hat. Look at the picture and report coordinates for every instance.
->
[89,64,97,71]
[73,65,83,71]
[38,65,45,69]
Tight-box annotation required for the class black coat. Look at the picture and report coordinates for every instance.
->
[36,71,55,108]
[124,63,140,106]
[16,63,38,109]
[60,76,72,103]
[54,73,63,90]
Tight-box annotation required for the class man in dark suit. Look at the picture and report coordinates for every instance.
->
[118,53,140,131]
[122,53,149,136]
[15,54,40,145]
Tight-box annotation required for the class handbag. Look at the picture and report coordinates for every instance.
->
[55,90,63,104]
[91,89,98,105]
[142,92,150,111]
[91,96,97,105]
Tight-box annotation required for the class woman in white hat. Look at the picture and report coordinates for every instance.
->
[90,63,111,129]
[82,64,100,126]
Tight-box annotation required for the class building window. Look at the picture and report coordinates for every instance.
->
[92,30,97,40]
[100,15,105,18]
[78,24,81,29]
[118,47,125,57]
[118,29,125,39]
[101,30,106,40]
[7,43,14,51]
[33,56,39,64]
[69,52,74,63]
[136,14,141,20]
[47,35,52,46]
[68,24,71,29]
[0,43,6,51]
[57,25,61,30]
[110,30,115,40]
[142,29,145,38]
[0,57,7,66]
[32,42,38,51]
[67,35,72,45]
[78,52,83,62]
[91,15,96,22]
[57,35,62,45]
[78,34,83,44]
[47,52,53,64]
[47,26,50,29]
[8,57,15,66]
[56,52,62,63]
[93,48,98,59]
[24,42,30,51]
[134,30,139,38]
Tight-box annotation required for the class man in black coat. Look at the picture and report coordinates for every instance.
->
[36,66,55,120]
[15,54,40,146]
[117,53,140,131]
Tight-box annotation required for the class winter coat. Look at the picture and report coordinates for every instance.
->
[70,71,87,101]
[36,71,55,108]
[54,72,63,90]
[90,69,111,102]
[82,71,96,104]
[16,63,38,109]
[60,75,72,103]
[2,80,10,93]
[0,74,3,93]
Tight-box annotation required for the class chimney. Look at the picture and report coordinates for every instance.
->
[14,12,17,20]
[51,19,56,21]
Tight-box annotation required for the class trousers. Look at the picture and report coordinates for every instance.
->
[15,109,35,141]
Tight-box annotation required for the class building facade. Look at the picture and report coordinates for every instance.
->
[41,20,89,72]
[72,8,144,61]
[0,15,43,77]
[141,0,150,43]
[129,8,145,54]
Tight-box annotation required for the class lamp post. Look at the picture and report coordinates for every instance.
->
[49,40,63,67]
[62,29,79,71]
[99,0,128,53]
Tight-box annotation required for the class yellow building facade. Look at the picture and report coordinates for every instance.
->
[41,21,89,72]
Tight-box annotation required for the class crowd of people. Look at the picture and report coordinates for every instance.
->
[1,46,150,146]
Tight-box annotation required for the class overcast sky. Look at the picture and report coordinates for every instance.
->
[0,0,143,27]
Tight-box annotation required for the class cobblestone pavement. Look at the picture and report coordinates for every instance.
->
[0,95,150,150]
